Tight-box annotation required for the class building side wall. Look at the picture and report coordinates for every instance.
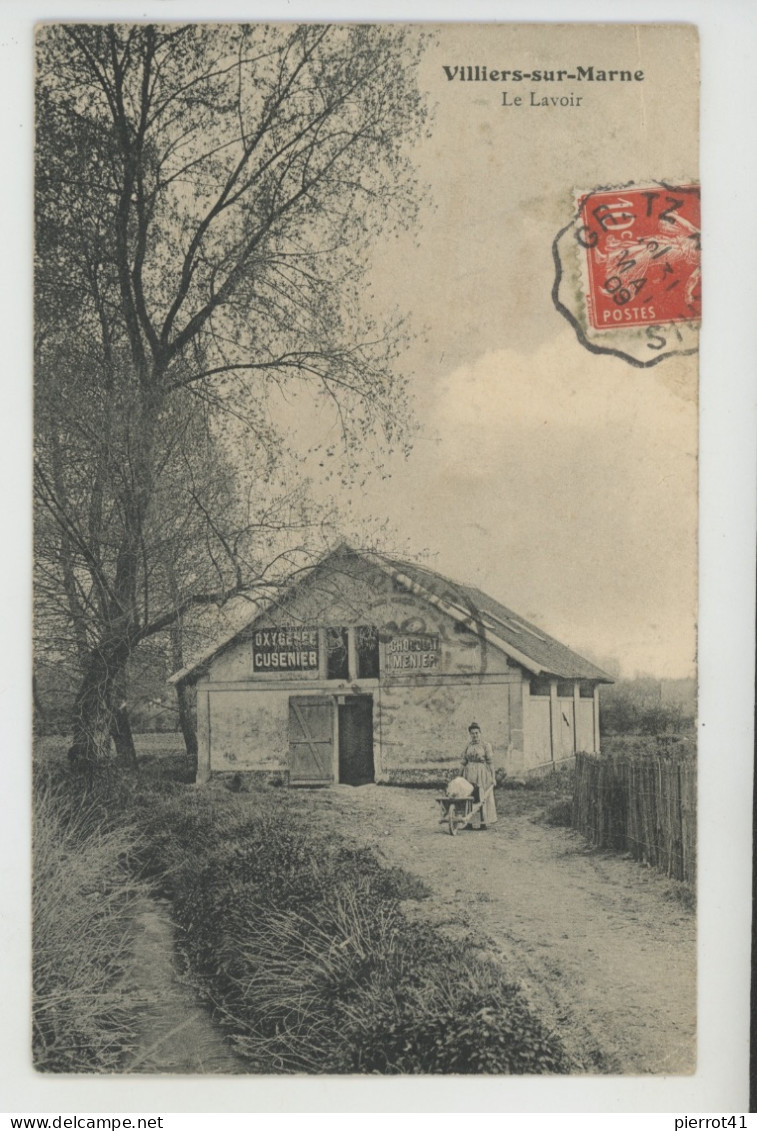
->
[576,698,596,752]
[523,680,601,769]
[208,687,292,774]
[202,674,520,780]
[376,676,517,776]
[525,697,552,766]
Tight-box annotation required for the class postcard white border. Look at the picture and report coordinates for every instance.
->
[2,0,754,1116]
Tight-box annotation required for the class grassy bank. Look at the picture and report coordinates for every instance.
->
[32,772,148,1071]
[136,785,573,1073]
[33,749,574,1074]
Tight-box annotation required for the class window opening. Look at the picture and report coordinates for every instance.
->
[326,627,349,681]
[356,625,380,679]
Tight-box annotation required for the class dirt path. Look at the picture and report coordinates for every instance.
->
[314,784,696,1075]
[124,898,246,1074]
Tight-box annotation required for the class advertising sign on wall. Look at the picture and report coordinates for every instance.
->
[252,627,319,672]
[385,633,440,672]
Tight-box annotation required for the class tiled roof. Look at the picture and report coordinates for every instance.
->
[372,552,612,682]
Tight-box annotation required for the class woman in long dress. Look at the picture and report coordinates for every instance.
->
[461,722,498,829]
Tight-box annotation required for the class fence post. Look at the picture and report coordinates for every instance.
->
[571,747,692,883]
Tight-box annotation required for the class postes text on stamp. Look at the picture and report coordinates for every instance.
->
[552,181,700,367]
[578,185,700,331]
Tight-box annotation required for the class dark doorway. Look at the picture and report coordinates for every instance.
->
[338,695,374,785]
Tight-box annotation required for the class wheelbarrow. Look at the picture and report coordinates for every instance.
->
[436,784,494,835]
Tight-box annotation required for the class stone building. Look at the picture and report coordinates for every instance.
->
[169,544,612,785]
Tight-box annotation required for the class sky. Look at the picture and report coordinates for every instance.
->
[289,24,700,678]
[359,338,697,679]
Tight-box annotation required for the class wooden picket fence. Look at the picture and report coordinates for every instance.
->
[572,751,696,883]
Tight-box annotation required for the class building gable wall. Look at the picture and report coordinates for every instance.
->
[208,551,517,684]
[193,550,602,784]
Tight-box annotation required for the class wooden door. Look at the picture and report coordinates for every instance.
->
[338,696,374,785]
[288,696,335,784]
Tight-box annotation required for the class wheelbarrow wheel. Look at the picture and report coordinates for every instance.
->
[448,811,459,835]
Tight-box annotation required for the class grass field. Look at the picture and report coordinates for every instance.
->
[32,739,576,1074]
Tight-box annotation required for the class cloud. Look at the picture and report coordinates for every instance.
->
[427,332,696,476]
[264,327,698,676]
[372,332,698,676]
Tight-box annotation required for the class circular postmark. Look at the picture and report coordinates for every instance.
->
[553,181,700,367]
[366,575,491,680]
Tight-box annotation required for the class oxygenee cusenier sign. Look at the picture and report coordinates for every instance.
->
[252,627,319,672]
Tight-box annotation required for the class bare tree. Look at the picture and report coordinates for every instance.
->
[34,23,429,769]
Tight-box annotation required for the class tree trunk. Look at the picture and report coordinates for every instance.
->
[32,673,47,735]
[170,617,198,774]
[68,638,131,773]
[110,704,138,770]
[176,680,198,773]
[109,663,138,770]
[68,399,156,774]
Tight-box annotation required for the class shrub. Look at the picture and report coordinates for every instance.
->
[599,678,696,736]
[132,787,573,1075]
[33,758,575,1076]
[523,761,576,793]
[350,980,569,1074]
[544,799,573,827]
[32,775,147,1072]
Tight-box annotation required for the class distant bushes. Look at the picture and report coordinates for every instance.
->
[601,734,696,761]
[600,678,695,736]
[135,787,572,1074]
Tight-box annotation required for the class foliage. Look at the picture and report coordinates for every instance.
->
[32,771,148,1071]
[34,651,179,736]
[353,964,569,1074]
[601,734,696,761]
[522,761,577,792]
[33,745,573,1075]
[132,783,572,1074]
[506,763,577,825]
[543,799,573,827]
[34,23,431,766]
[599,677,695,736]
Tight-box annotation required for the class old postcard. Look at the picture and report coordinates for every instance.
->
[29,14,705,1094]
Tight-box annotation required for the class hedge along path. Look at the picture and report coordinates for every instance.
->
[125,897,247,1074]
[312,784,696,1076]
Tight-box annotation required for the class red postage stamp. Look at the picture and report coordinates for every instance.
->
[576,185,701,331]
